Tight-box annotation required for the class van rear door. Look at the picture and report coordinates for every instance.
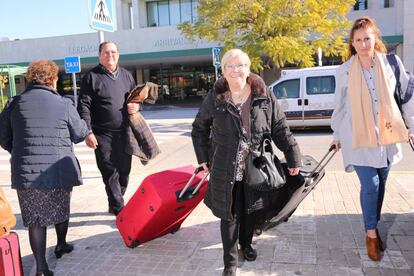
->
[272,77,304,127]
[302,71,336,126]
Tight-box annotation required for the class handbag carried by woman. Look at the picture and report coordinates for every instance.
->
[246,138,286,191]
[0,187,16,237]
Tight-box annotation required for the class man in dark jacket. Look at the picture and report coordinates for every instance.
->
[78,41,138,215]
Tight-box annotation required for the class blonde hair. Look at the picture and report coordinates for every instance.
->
[26,60,59,86]
[348,16,387,58]
[221,49,251,70]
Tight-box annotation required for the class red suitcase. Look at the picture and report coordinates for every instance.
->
[116,165,208,248]
[0,232,23,276]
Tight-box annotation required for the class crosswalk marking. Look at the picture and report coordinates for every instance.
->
[0,129,188,172]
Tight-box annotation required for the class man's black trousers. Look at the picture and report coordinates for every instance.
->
[94,130,132,213]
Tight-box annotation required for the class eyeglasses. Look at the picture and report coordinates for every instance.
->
[224,64,248,71]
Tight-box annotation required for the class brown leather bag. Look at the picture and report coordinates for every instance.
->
[0,187,16,237]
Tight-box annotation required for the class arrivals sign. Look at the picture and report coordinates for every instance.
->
[89,0,116,32]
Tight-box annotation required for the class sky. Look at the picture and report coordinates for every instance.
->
[0,0,96,40]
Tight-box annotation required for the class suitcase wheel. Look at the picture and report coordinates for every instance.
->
[170,226,181,234]
[128,240,140,248]
[284,209,296,222]
[254,228,262,236]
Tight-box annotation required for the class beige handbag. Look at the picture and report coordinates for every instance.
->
[0,187,16,237]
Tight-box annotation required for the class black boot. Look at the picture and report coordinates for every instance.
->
[35,270,54,276]
[222,266,237,276]
[54,243,74,259]
[242,245,257,261]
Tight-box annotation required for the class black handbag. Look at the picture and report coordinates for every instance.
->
[246,138,286,191]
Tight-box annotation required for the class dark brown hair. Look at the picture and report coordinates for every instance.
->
[99,41,118,54]
[348,16,387,57]
[26,60,59,86]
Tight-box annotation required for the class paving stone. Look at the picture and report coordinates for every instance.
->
[4,171,413,275]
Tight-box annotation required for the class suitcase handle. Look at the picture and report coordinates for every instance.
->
[177,166,209,200]
[310,145,336,177]
[409,139,414,151]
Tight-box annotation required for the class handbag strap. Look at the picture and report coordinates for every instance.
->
[260,138,273,155]
[249,90,274,155]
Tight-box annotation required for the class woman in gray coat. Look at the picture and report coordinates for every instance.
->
[192,49,302,276]
[0,60,91,276]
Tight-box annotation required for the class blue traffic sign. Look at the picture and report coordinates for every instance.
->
[212,47,221,68]
[89,0,116,32]
[64,56,81,73]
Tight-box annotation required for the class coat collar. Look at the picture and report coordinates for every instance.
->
[24,84,59,96]
[213,73,268,103]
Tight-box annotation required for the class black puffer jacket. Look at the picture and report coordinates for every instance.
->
[192,73,302,220]
[0,84,90,190]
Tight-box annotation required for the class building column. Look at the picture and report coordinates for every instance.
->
[131,0,140,29]
[135,68,144,84]
[403,0,414,72]
[116,0,123,31]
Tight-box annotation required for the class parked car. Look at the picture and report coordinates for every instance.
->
[268,66,338,127]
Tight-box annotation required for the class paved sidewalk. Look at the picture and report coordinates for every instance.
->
[1,168,413,276]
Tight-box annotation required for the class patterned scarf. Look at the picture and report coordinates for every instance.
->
[348,52,408,148]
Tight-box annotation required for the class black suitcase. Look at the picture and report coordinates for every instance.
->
[254,146,336,233]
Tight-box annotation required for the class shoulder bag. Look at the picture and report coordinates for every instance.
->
[246,138,286,191]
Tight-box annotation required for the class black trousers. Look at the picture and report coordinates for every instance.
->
[220,180,255,267]
[94,130,132,212]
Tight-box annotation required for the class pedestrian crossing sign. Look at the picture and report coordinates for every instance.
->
[89,0,116,32]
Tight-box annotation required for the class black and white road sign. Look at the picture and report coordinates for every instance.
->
[89,0,116,32]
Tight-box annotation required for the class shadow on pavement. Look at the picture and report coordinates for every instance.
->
[17,211,413,275]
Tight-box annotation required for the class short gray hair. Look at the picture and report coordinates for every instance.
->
[221,49,251,69]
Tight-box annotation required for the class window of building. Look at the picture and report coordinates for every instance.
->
[353,0,368,10]
[147,2,158,27]
[146,0,199,27]
[149,65,215,101]
[306,76,335,95]
[273,79,300,99]
[180,0,192,22]
[158,1,169,26]
[380,0,393,8]
[169,0,181,25]
[192,0,198,22]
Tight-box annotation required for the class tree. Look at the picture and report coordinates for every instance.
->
[179,0,354,71]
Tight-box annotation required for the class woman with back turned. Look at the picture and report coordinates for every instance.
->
[0,60,91,275]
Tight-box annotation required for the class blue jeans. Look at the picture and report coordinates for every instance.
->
[354,165,390,231]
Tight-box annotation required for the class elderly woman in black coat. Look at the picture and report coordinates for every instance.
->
[0,60,91,276]
[192,49,302,276]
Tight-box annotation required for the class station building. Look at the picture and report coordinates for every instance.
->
[0,0,413,101]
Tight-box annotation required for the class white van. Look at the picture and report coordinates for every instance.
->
[268,65,339,127]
